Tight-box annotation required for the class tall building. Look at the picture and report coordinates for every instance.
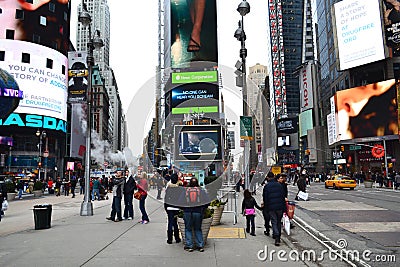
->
[267,0,315,167]
[75,0,126,153]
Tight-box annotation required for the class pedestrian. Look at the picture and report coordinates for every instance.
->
[63,179,69,196]
[263,174,286,246]
[164,173,182,244]
[136,172,150,224]
[261,171,274,236]
[0,178,7,221]
[156,173,165,200]
[55,177,62,196]
[92,177,100,200]
[17,179,24,199]
[277,173,295,229]
[123,169,136,220]
[106,171,125,222]
[179,178,209,252]
[79,176,85,194]
[295,174,307,201]
[70,177,77,198]
[377,173,384,188]
[241,189,262,236]
[47,179,54,194]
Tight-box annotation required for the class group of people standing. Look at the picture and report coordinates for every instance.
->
[106,170,150,224]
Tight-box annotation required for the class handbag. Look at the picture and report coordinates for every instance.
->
[286,201,295,219]
[2,200,8,211]
[282,213,290,235]
[245,208,255,215]
[134,191,143,200]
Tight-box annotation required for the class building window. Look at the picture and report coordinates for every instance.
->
[16,9,24,20]
[6,29,14,40]
[0,51,5,61]
[49,2,55,12]
[32,34,40,43]
[46,59,53,69]
[22,53,30,63]
[40,16,46,26]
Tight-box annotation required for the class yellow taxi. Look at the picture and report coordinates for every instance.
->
[325,175,357,190]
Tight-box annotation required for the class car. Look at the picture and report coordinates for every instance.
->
[325,175,357,190]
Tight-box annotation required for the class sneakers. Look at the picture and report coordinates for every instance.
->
[264,230,270,236]
[198,247,205,252]
[184,247,194,252]
[106,217,114,221]
[250,233,256,236]
[114,218,122,222]
[275,237,281,246]
[142,220,149,224]
[127,217,133,220]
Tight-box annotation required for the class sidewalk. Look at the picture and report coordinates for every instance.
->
[0,187,305,267]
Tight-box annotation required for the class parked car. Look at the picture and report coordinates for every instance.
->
[325,175,357,190]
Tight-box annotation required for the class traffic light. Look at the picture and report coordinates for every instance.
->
[340,145,344,152]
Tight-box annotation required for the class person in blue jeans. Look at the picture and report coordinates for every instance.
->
[106,171,125,222]
[92,177,100,201]
[123,170,136,220]
[17,180,24,199]
[179,178,209,252]
[164,173,183,244]
[137,172,150,224]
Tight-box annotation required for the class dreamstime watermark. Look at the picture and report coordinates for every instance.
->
[257,238,397,263]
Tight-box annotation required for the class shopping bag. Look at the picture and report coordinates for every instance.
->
[2,200,9,211]
[297,191,308,201]
[283,213,290,235]
[286,201,295,219]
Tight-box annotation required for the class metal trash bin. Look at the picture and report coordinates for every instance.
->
[33,204,52,230]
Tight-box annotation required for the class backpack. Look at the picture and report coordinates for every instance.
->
[185,187,200,204]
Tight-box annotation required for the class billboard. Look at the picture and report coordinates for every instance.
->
[335,79,398,140]
[333,0,385,70]
[0,40,68,121]
[70,104,86,159]
[300,63,314,112]
[382,0,400,48]
[0,0,70,56]
[170,0,218,69]
[276,117,298,134]
[299,109,313,137]
[171,82,219,115]
[68,52,88,103]
[174,125,222,161]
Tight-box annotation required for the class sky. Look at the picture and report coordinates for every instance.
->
[70,0,269,157]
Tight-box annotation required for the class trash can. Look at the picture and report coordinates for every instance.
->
[33,204,52,230]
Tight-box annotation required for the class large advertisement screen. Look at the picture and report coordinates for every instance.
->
[383,0,400,48]
[300,63,314,113]
[333,0,385,70]
[175,125,222,161]
[335,79,398,140]
[68,52,88,103]
[170,0,218,69]
[0,40,68,121]
[171,82,219,115]
[299,109,313,137]
[0,0,70,56]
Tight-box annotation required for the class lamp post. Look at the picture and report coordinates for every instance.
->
[234,0,250,189]
[36,130,46,181]
[79,1,104,216]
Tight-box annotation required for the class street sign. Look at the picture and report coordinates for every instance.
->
[240,116,253,140]
[349,145,361,151]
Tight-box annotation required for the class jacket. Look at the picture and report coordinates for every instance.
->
[164,182,184,211]
[137,178,148,196]
[263,180,286,212]
[112,177,125,198]
[124,175,137,195]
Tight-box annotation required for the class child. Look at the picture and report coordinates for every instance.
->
[242,189,262,236]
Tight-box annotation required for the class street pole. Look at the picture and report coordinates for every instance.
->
[383,138,389,179]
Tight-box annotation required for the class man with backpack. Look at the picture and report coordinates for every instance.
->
[179,178,209,252]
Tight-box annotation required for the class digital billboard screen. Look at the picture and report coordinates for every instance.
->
[335,79,398,140]
[175,125,222,161]
[0,40,68,121]
[170,0,218,69]
[171,82,219,115]
[333,0,385,70]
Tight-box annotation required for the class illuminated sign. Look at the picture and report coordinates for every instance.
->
[0,40,68,121]
[333,0,385,70]
[299,63,313,112]
[172,71,218,84]
[0,113,67,133]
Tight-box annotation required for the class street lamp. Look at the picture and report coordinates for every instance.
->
[36,130,46,181]
[79,1,104,216]
[234,0,250,189]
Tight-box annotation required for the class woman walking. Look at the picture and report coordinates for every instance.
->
[137,172,150,224]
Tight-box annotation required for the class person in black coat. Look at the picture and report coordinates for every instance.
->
[263,175,286,246]
[123,170,136,220]
[164,173,183,244]
[295,174,307,200]
[241,189,262,236]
